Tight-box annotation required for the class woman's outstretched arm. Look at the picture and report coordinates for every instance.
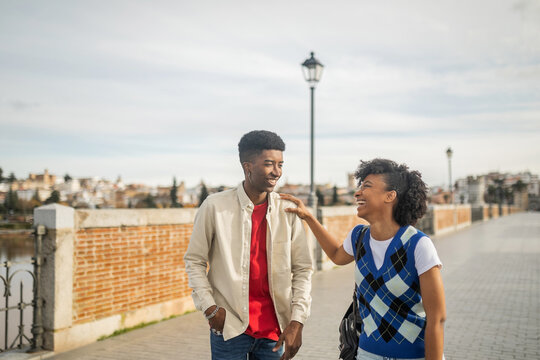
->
[280,193,354,265]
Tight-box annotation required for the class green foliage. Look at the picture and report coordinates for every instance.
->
[0,222,32,230]
[512,180,527,192]
[64,174,72,182]
[332,185,339,205]
[97,313,188,341]
[170,177,179,208]
[199,183,209,206]
[8,172,16,183]
[5,188,19,211]
[316,188,325,206]
[141,194,157,208]
[45,190,60,204]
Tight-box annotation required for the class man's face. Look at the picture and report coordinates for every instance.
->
[244,149,283,193]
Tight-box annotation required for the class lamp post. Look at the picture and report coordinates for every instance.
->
[446,147,453,204]
[301,51,324,208]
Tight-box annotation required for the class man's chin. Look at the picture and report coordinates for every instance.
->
[262,184,276,193]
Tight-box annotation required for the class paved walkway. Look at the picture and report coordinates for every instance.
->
[4,212,540,359]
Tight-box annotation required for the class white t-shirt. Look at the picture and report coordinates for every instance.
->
[343,227,442,275]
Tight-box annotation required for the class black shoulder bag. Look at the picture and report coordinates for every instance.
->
[338,226,368,360]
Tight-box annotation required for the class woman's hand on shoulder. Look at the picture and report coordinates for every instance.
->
[279,193,312,220]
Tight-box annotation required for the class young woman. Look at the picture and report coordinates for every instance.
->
[280,158,445,360]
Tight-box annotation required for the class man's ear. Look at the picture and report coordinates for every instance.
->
[385,190,397,203]
[242,162,251,175]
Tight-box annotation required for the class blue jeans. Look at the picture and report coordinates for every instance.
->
[210,332,284,360]
[356,347,426,360]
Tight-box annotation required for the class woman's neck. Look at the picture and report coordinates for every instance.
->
[369,218,401,241]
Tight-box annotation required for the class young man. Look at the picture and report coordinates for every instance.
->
[184,130,313,360]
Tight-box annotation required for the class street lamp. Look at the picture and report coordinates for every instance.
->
[446,147,453,204]
[301,51,324,208]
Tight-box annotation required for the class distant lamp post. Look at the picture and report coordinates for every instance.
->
[446,147,453,204]
[301,51,324,208]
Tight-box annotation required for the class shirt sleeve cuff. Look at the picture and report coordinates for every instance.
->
[197,295,217,314]
[290,305,309,325]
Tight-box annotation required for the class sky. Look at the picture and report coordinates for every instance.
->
[1,0,539,189]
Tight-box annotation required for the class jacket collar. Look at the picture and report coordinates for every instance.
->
[237,182,274,213]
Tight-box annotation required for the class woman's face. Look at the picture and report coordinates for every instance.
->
[354,174,396,220]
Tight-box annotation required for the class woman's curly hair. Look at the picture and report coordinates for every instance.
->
[354,158,428,226]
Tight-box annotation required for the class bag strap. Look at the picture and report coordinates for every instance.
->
[352,226,369,325]
[354,226,368,262]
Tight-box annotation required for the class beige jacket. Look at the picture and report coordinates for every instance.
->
[184,183,313,340]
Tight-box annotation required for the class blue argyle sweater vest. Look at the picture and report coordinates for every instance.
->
[352,225,426,359]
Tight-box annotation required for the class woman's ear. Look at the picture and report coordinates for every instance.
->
[386,190,398,203]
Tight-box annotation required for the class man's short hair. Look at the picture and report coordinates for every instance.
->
[238,130,286,163]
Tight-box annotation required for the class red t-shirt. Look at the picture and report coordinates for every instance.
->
[244,200,281,341]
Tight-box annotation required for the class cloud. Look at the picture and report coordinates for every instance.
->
[4,100,40,111]
[1,0,539,188]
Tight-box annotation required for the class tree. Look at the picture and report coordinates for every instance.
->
[45,190,60,204]
[8,172,16,183]
[493,178,505,205]
[170,177,182,208]
[504,187,514,205]
[5,188,19,212]
[0,167,3,182]
[316,188,325,206]
[512,180,527,193]
[142,194,157,208]
[64,174,72,182]
[30,190,42,209]
[486,185,497,204]
[135,194,157,208]
[199,183,209,206]
[332,185,339,205]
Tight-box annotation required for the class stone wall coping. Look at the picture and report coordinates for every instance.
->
[318,205,357,217]
[431,204,472,210]
[34,203,75,229]
[75,208,198,229]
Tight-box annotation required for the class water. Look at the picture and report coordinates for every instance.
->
[0,231,35,351]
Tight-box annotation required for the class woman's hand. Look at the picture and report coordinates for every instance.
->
[279,193,312,220]
[280,192,354,266]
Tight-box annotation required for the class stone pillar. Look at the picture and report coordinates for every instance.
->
[34,204,75,351]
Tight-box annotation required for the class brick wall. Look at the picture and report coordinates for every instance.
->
[483,205,490,220]
[432,204,472,235]
[457,206,471,225]
[34,202,522,352]
[435,207,455,231]
[491,205,500,219]
[73,224,192,324]
[317,206,368,270]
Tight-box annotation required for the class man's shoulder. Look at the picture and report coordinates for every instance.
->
[203,187,238,206]
[269,191,295,211]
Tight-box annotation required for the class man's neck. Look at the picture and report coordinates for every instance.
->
[242,181,268,205]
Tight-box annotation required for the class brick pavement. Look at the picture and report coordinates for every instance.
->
[11,212,540,360]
